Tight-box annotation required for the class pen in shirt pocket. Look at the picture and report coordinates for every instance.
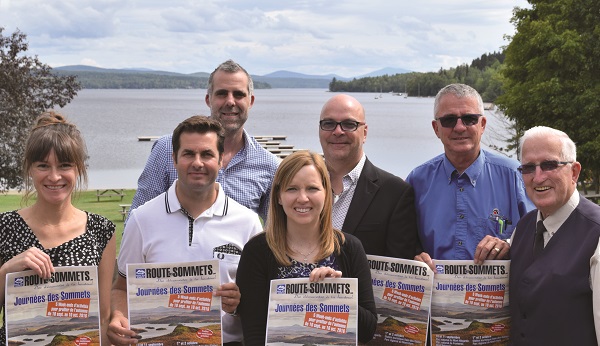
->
[490,214,511,235]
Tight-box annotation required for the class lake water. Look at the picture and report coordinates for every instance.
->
[58,89,509,189]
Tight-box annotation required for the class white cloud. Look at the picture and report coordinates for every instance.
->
[80,58,101,67]
[0,0,528,76]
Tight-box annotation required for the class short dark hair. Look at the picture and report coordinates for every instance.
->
[172,115,225,160]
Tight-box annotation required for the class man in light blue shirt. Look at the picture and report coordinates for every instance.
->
[406,84,534,268]
[130,60,279,221]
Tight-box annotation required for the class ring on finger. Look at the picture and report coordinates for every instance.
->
[493,247,501,253]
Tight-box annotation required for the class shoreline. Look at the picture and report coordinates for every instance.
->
[3,188,136,196]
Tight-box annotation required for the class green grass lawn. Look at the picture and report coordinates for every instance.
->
[0,189,134,251]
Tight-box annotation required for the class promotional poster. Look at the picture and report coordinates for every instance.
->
[367,255,434,345]
[266,277,358,345]
[126,260,222,346]
[431,260,510,346]
[5,266,101,346]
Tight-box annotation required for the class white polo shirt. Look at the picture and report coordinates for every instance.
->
[118,181,263,343]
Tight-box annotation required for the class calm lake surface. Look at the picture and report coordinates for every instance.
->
[58,89,509,189]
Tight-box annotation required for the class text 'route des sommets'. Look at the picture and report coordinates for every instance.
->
[13,270,92,306]
[275,282,354,313]
[135,264,215,296]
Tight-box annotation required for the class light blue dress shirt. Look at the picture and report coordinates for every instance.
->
[130,129,280,221]
[406,149,534,260]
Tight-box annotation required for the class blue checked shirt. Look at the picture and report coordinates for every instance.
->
[130,130,280,221]
[406,149,534,260]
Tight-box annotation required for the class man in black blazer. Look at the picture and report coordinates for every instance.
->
[319,94,419,259]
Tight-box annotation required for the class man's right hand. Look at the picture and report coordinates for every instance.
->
[414,252,436,272]
[107,312,139,346]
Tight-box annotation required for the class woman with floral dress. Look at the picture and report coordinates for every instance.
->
[0,111,116,346]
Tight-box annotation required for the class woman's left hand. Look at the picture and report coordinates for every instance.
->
[309,266,342,282]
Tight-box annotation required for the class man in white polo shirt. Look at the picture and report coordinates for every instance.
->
[107,115,262,346]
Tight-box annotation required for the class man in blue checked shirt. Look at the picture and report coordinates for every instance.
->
[130,60,280,221]
[406,84,534,270]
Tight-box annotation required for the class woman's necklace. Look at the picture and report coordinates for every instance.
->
[291,244,319,262]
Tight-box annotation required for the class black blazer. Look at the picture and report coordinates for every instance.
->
[341,158,419,259]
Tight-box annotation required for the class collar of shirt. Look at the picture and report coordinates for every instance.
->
[334,154,366,201]
[331,154,366,230]
[222,129,253,170]
[442,149,485,187]
[537,190,580,242]
[165,181,228,218]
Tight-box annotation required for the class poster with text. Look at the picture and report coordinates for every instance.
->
[367,255,434,345]
[5,266,101,346]
[266,277,358,345]
[431,260,510,346]
[127,260,221,346]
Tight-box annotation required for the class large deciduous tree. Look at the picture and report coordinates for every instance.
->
[0,27,81,192]
[496,1,600,190]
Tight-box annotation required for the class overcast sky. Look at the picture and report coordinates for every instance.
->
[0,0,529,77]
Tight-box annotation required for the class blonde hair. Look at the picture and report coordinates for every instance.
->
[22,111,88,203]
[266,150,344,266]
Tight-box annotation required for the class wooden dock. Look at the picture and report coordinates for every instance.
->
[137,134,306,159]
[252,135,303,159]
[138,136,160,141]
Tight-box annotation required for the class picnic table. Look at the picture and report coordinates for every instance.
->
[119,204,131,221]
[96,189,125,202]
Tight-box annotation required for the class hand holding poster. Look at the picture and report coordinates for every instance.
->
[431,260,510,346]
[266,277,358,345]
[126,260,222,346]
[5,266,100,345]
[367,255,434,345]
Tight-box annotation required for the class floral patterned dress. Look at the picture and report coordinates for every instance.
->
[277,255,340,278]
[0,210,115,344]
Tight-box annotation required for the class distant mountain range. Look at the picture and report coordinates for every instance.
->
[53,65,412,89]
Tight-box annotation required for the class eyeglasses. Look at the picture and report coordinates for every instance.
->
[319,120,365,132]
[435,114,482,128]
[517,160,573,174]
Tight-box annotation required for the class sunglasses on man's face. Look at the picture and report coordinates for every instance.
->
[435,114,482,128]
[517,160,573,175]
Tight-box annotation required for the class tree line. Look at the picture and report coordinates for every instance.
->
[328,51,504,102]
[52,70,272,90]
